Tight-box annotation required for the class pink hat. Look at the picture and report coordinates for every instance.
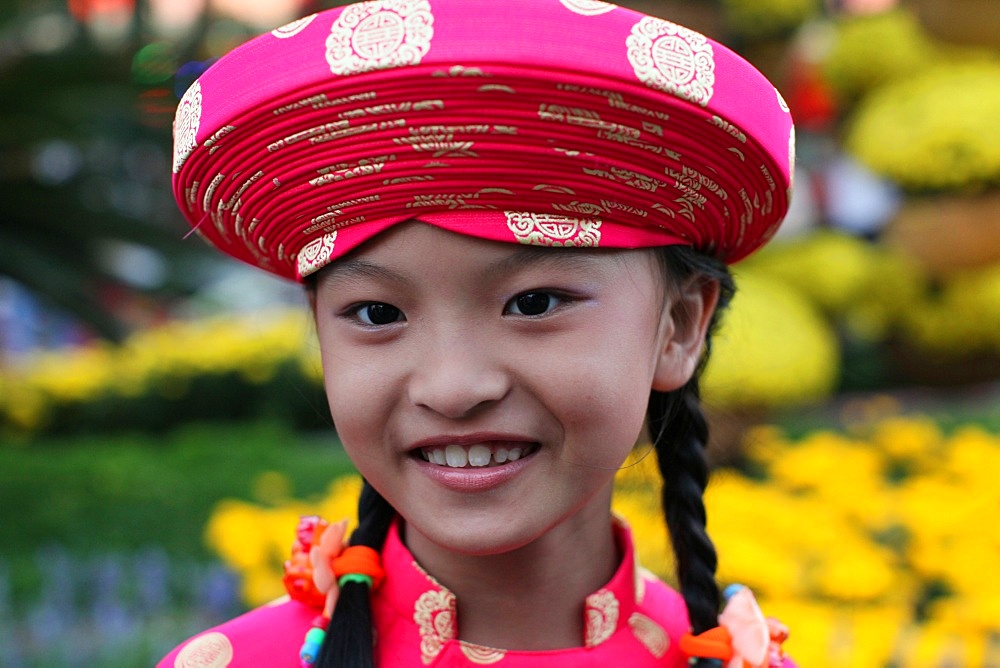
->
[172,0,795,282]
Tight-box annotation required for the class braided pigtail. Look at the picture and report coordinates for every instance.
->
[316,480,395,668]
[648,246,735,642]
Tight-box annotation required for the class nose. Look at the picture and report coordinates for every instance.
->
[408,331,511,419]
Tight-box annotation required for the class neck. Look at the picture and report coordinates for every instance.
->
[402,491,619,651]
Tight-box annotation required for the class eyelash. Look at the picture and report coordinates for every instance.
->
[342,289,572,327]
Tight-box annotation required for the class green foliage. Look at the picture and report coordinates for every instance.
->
[722,0,822,41]
[0,420,355,565]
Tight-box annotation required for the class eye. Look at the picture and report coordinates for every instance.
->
[352,302,404,326]
[506,291,561,317]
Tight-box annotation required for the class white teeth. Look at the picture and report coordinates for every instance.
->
[421,444,532,468]
[445,444,468,468]
[468,444,491,467]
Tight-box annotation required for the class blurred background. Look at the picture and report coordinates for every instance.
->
[2,0,1000,665]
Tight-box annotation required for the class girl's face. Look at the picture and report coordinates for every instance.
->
[311,222,714,558]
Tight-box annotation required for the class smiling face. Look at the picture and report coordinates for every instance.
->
[311,222,713,560]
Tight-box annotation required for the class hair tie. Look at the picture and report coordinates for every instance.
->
[679,585,790,668]
[331,545,385,590]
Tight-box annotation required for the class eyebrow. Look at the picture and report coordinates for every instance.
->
[320,257,409,285]
[484,245,607,278]
[320,244,608,288]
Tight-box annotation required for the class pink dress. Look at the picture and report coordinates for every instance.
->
[159,521,697,666]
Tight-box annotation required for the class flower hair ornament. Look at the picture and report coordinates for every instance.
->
[679,584,790,668]
[283,516,386,667]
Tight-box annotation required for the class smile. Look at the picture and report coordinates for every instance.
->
[418,443,538,468]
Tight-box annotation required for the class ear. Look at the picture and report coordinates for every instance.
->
[652,277,721,393]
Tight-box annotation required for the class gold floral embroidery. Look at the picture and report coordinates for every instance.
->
[174,632,233,668]
[626,17,715,107]
[271,14,317,38]
[560,0,616,15]
[297,231,338,277]
[414,588,457,664]
[326,0,434,76]
[173,81,202,174]
[505,212,602,247]
[584,588,619,648]
[628,612,670,658]
[459,641,507,664]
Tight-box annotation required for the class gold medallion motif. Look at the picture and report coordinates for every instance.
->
[559,0,616,15]
[628,612,670,658]
[326,0,433,76]
[174,632,233,668]
[459,642,507,664]
[297,231,338,277]
[271,14,317,38]
[505,212,601,247]
[776,86,790,113]
[414,588,457,664]
[583,588,620,648]
[626,18,715,107]
[173,81,202,173]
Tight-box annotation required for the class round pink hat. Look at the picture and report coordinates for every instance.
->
[172,0,795,282]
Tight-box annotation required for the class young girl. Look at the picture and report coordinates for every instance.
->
[161,0,796,665]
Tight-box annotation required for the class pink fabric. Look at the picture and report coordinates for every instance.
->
[172,0,795,282]
[158,520,695,666]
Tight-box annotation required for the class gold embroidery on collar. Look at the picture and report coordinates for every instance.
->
[414,588,457,664]
[174,632,233,668]
[583,588,620,648]
[628,612,669,658]
[459,642,507,664]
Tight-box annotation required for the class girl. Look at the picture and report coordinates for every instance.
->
[162,0,796,665]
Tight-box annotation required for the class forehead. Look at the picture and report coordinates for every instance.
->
[318,221,665,289]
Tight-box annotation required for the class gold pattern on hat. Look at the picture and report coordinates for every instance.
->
[298,231,339,277]
[505,212,602,247]
[628,612,669,658]
[326,0,434,76]
[560,0,616,16]
[459,642,507,664]
[173,81,202,174]
[414,588,457,665]
[627,18,715,108]
[174,632,233,668]
[271,14,317,38]
[584,588,620,648]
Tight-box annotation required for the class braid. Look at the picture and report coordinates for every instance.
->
[650,382,719,633]
[648,246,735,641]
[316,480,395,668]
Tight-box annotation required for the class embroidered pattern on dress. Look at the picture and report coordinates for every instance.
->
[560,0,616,15]
[272,14,317,38]
[505,212,602,247]
[297,231,338,277]
[414,588,457,664]
[459,641,507,664]
[583,588,619,648]
[626,17,715,107]
[174,632,233,668]
[628,612,669,658]
[326,0,434,76]
[173,81,202,173]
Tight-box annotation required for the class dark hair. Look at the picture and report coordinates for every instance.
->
[313,244,735,667]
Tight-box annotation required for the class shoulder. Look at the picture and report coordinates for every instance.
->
[157,597,315,668]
